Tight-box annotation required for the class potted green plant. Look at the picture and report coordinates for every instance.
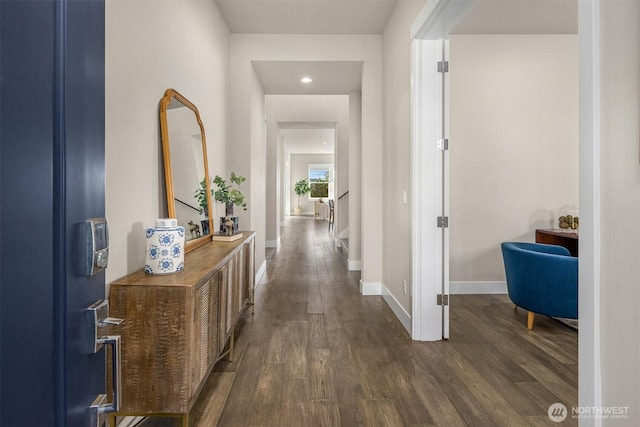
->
[213,171,247,217]
[294,179,311,215]
[196,172,247,235]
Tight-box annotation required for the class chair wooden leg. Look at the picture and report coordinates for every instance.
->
[514,304,518,311]
[527,311,535,330]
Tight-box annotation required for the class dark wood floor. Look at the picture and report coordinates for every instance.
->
[144,217,578,427]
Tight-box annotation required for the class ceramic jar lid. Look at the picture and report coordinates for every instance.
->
[155,218,178,228]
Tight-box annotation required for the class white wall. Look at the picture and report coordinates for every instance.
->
[335,102,350,236]
[449,34,579,283]
[265,104,279,246]
[230,34,383,286]
[349,93,363,269]
[249,66,267,272]
[599,0,640,421]
[284,143,291,221]
[105,0,229,283]
[381,0,426,312]
[290,154,334,214]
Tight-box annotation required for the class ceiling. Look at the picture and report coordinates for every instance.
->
[226,0,577,154]
[451,0,578,35]
[253,61,363,95]
[216,0,398,34]
[281,127,336,154]
[222,1,577,95]
[216,0,578,36]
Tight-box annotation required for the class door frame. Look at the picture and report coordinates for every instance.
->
[409,0,602,416]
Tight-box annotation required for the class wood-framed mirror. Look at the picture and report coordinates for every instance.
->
[160,88,213,253]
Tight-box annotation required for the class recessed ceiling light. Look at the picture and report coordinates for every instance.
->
[301,77,312,84]
[323,142,327,145]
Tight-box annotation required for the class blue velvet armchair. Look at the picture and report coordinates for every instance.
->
[501,242,578,329]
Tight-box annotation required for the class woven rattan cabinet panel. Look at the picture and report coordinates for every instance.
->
[109,232,255,416]
[192,278,213,395]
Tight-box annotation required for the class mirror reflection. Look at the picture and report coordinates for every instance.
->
[160,89,213,250]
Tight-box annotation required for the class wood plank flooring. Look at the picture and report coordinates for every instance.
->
[142,217,578,427]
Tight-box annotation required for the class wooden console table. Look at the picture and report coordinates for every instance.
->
[108,232,255,426]
[535,229,578,257]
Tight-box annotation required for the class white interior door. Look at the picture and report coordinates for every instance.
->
[411,0,473,342]
[439,39,450,339]
[411,39,449,340]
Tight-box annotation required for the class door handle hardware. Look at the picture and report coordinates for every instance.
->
[95,335,121,413]
[85,299,123,354]
[100,317,123,327]
[86,300,123,425]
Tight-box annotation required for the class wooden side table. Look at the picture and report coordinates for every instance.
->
[535,229,578,256]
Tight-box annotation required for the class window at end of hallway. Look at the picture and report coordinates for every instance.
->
[308,164,333,199]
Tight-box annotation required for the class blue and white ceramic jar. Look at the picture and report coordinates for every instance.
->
[145,218,185,274]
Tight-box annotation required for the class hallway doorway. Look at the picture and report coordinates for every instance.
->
[263,92,352,269]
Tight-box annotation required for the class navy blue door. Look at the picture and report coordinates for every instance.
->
[1,0,106,425]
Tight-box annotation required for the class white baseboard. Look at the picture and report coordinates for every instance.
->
[289,212,314,217]
[360,280,381,295]
[255,260,267,286]
[265,236,280,248]
[450,281,507,295]
[382,285,411,334]
[337,227,349,239]
[348,259,361,271]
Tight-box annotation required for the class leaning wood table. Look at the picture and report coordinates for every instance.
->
[535,229,578,257]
